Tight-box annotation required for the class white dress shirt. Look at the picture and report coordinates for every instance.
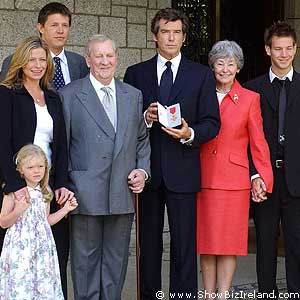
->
[157,52,181,85]
[269,66,293,82]
[89,73,117,124]
[51,49,71,85]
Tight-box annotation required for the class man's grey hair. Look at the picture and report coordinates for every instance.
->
[85,34,117,56]
[208,40,244,70]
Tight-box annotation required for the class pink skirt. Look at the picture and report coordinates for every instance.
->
[197,189,250,256]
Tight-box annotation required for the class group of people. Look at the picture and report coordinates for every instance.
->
[0,2,299,300]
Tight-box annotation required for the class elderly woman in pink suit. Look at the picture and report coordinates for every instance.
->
[197,40,273,299]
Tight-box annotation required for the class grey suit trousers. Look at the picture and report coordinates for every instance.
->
[70,214,134,300]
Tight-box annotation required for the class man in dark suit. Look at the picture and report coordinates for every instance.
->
[0,3,88,298]
[245,22,300,297]
[0,2,89,86]
[124,8,220,299]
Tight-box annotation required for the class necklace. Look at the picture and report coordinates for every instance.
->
[216,87,231,94]
[35,98,40,103]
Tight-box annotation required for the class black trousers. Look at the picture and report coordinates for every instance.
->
[253,167,300,297]
[139,184,198,300]
[0,193,69,300]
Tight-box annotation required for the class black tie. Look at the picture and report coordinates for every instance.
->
[159,61,173,105]
[277,78,288,145]
[53,56,66,90]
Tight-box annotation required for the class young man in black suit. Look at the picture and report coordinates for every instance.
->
[245,22,300,297]
[124,8,220,299]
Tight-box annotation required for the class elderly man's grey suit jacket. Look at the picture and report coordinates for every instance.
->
[59,75,150,215]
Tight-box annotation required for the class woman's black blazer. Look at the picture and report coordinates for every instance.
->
[0,85,68,194]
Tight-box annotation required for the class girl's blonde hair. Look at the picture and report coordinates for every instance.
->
[15,144,53,202]
[1,36,54,89]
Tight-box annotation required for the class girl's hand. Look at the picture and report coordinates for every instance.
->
[63,197,78,212]
[14,196,29,214]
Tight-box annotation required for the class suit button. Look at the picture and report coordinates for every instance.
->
[212,150,217,155]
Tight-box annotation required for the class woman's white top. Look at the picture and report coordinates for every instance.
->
[216,91,227,104]
[33,103,54,165]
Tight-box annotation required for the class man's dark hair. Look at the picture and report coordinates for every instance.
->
[264,21,297,46]
[151,8,189,35]
[38,2,72,26]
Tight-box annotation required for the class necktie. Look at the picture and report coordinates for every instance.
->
[53,57,66,90]
[277,78,288,145]
[101,87,116,131]
[159,61,173,105]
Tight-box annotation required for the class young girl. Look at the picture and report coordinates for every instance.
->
[0,144,77,299]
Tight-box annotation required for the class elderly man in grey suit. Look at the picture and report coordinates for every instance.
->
[59,34,150,300]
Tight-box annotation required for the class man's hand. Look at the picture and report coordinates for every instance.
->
[161,118,191,140]
[145,102,158,124]
[251,177,267,202]
[55,187,75,205]
[128,169,146,194]
[14,186,30,203]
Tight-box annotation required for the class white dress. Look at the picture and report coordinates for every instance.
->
[0,186,64,300]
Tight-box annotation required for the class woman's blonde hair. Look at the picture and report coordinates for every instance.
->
[1,36,54,89]
[15,144,53,202]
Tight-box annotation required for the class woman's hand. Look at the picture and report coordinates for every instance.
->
[251,177,267,202]
[55,187,74,205]
[14,187,30,203]
[14,195,30,214]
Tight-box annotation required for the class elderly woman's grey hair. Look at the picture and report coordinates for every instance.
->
[208,40,244,70]
[85,34,117,56]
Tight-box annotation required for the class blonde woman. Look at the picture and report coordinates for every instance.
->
[0,36,73,294]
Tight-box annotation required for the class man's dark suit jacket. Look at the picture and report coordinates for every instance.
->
[0,85,68,194]
[124,55,220,192]
[245,71,300,197]
[0,50,89,82]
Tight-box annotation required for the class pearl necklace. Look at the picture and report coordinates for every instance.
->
[216,87,231,94]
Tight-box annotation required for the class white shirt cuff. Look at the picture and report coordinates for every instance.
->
[251,174,260,181]
[180,127,194,145]
[138,168,149,181]
[143,111,153,128]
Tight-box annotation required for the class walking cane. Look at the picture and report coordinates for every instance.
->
[135,193,141,300]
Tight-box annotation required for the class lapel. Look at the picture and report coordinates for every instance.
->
[65,51,78,81]
[258,73,277,111]
[145,55,159,101]
[219,80,240,113]
[75,75,115,140]
[113,80,130,158]
[168,55,189,105]
[287,70,300,109]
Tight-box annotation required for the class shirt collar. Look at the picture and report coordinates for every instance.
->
[157,52,181,70]
[27,185,41,192]
[51,49,68,66]
[269,67,293,82]
[89,73,115,93]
